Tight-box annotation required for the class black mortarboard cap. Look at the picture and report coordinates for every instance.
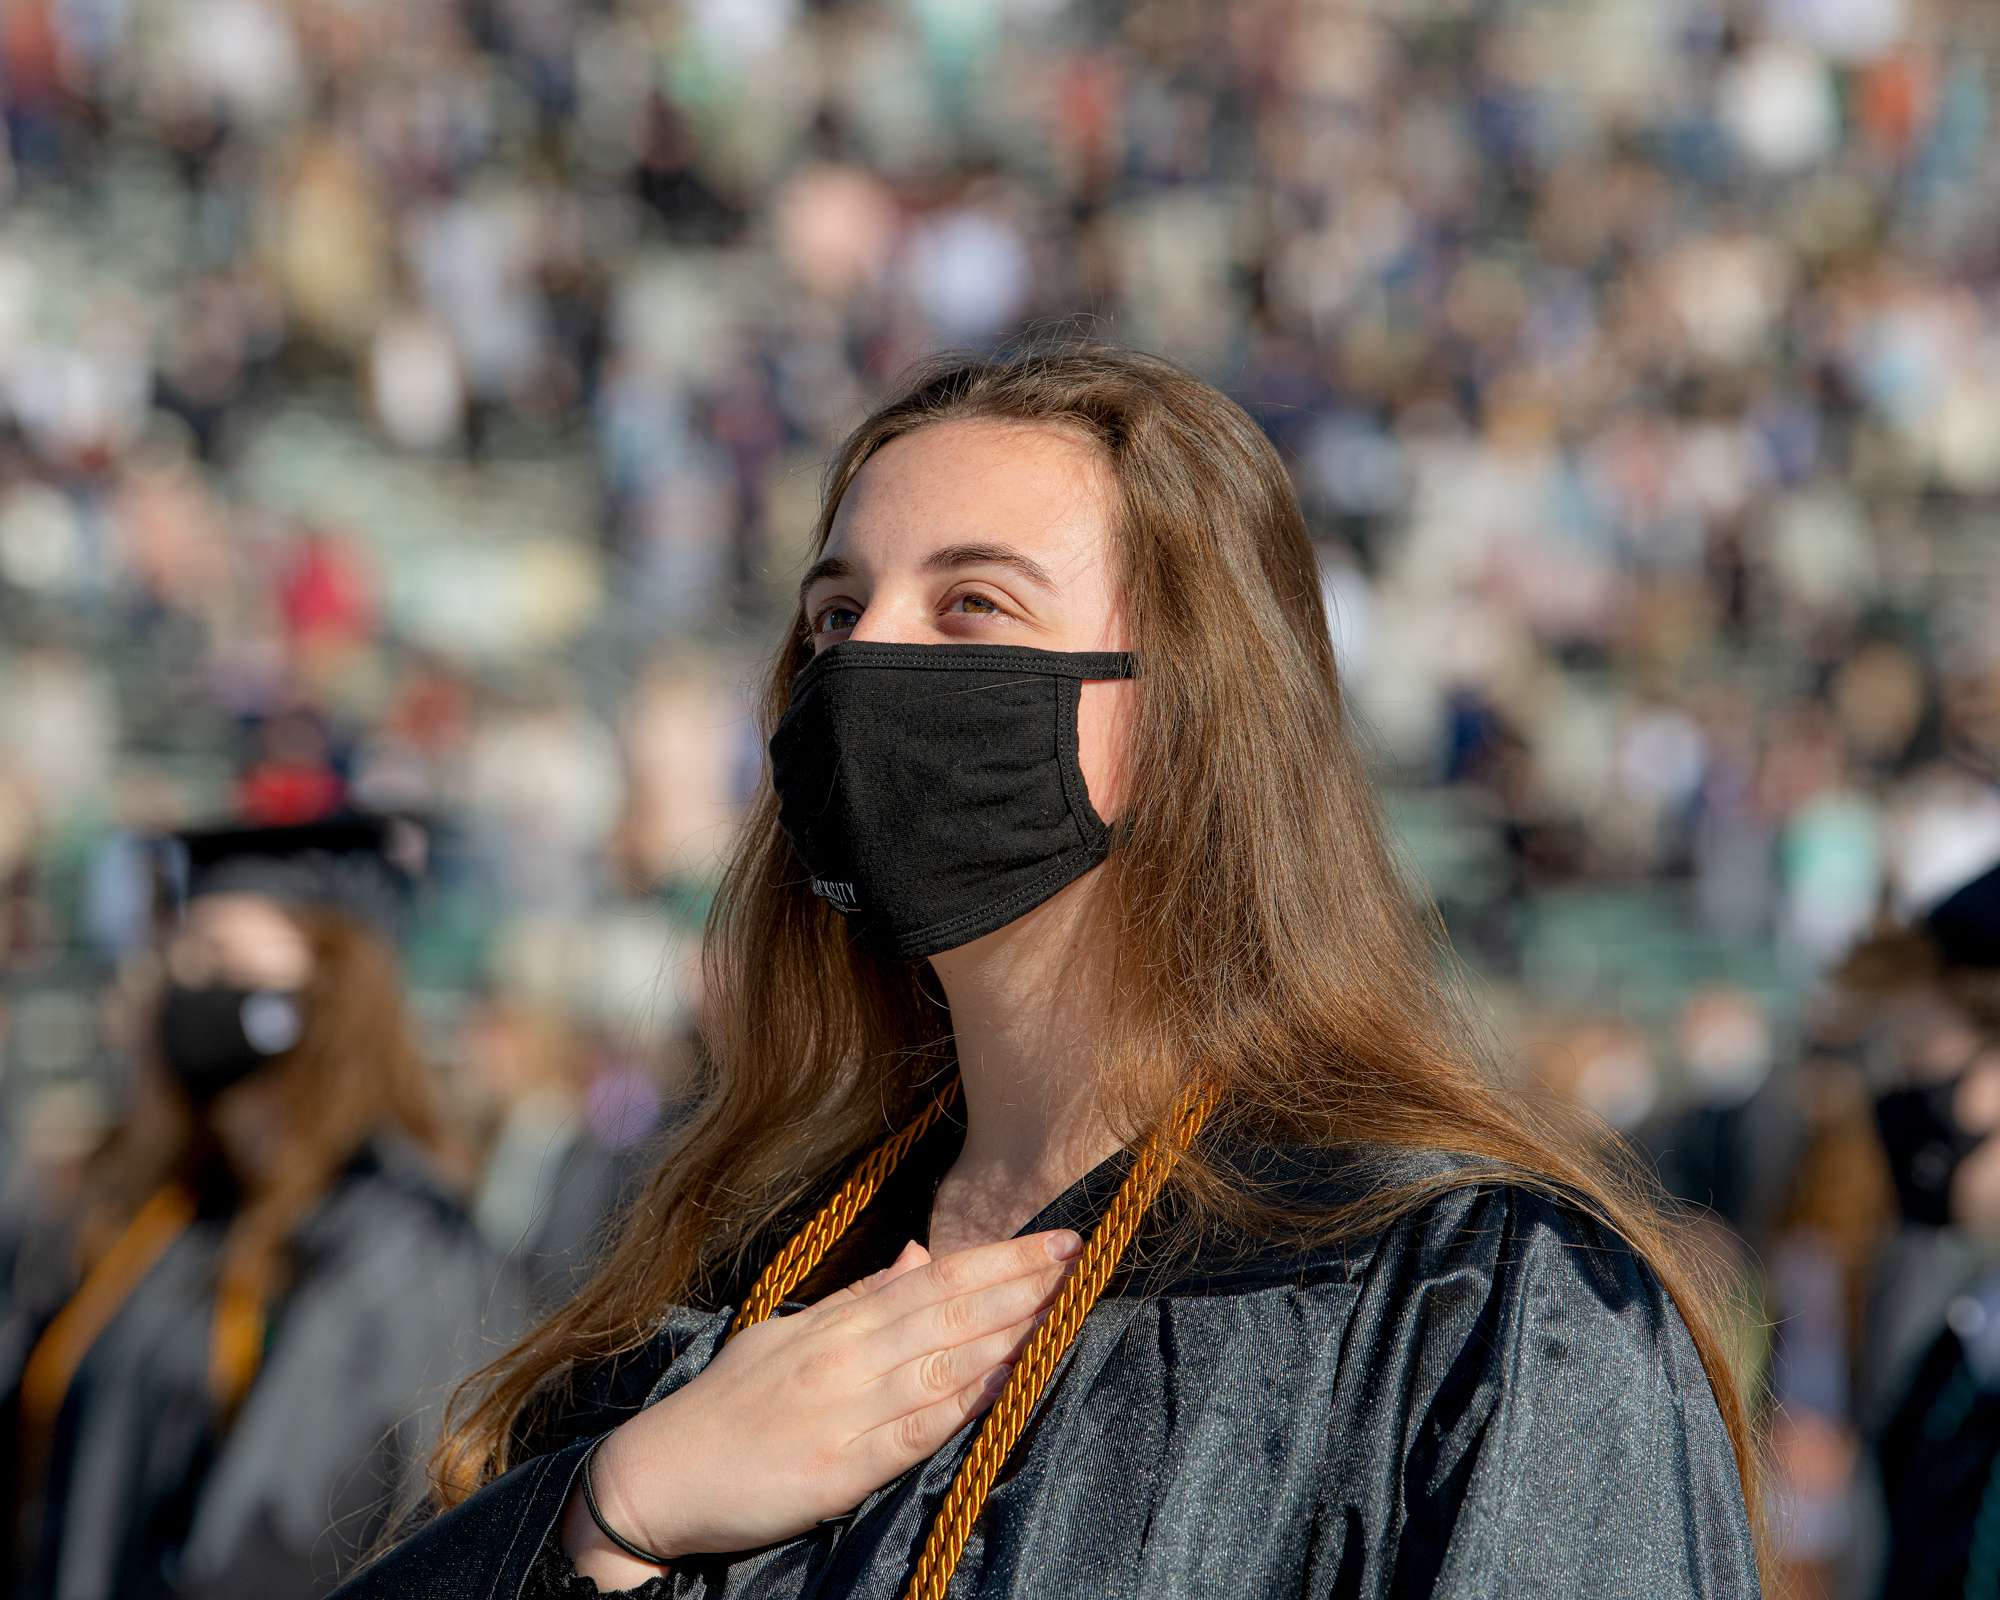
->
[153,809,434,946]
[1924,858,2000,971]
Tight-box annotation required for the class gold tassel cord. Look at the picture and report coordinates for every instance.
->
[20,1183,282,1452]
[732,1077,966,1334]
[725,1074,1218,1600]
[19,1184,197,1441]
[898,1081,1216,1600]
[209,1251,273,1420]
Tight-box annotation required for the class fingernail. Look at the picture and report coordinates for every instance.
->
[982,1363,1013,1398]
[1045,1230,1082,1260]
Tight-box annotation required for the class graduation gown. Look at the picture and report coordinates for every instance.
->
[6,1135,522,1600]
[1867,1257,2000,1598]
[331,1125,1760,1600]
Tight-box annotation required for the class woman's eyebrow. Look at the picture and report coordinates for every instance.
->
[796,554,855,605]
[921,542,1058,593]
[796,542,1058,605]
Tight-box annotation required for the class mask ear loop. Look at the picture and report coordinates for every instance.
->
[1058,655,1137,845]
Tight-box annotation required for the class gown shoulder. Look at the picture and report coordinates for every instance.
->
[1281,1148,1762,1598]
[1131,1136,1761,1596]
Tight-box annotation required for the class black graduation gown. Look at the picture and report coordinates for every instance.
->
[331,1129,1760,1600]
[7,1135,523,1600]
[1867,1259,2000,1598]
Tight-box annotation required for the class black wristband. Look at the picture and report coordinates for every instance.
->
[579,1432,676,1570]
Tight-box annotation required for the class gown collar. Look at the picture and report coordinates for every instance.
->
[774,1100,1142,1309]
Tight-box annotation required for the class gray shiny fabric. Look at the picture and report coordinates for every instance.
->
[334,1136,1760,1599]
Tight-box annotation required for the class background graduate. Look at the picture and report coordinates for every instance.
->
[338,338,1763,1600]
[1814,850,2000,1597]
[0,809,522,1599]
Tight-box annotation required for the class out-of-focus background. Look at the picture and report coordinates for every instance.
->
[3,0,1999,1593]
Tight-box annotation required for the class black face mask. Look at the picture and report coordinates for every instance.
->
[156,980,306,1104]
[1874,1076,1987,1227]
[768,640,1139,960]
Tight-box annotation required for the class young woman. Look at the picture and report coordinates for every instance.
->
[0,814,516,1598]
[338,339,1763,1599]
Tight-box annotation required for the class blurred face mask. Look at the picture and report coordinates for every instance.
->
[768,640,1137,960]
[1874,1077,1986,1227]
[156,980,306,1103]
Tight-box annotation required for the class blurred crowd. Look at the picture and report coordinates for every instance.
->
[4,0,2000,1594]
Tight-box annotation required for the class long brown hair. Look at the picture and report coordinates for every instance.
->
[429,334,1766,1561]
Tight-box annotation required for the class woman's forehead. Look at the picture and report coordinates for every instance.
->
[825,418,1115,573]
[187,891,290,931]
[178,893,305,955]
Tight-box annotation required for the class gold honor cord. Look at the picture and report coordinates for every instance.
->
[727,1076,1219,1600]
[19,1184,197,1438]
[209,1252,272,1420]
[731,1078,967,1333]
[19,1183,277,1447]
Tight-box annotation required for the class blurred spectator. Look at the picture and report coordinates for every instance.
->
[1640,985,1799,1242]
[457,990,664,1317]
[1786,824,2000,1597]
[0,812,520,1598]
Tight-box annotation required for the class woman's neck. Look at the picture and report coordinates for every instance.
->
[924,882,1123,1257]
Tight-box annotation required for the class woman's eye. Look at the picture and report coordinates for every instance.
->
[950,592,1002,617]
[812,605,860,635]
